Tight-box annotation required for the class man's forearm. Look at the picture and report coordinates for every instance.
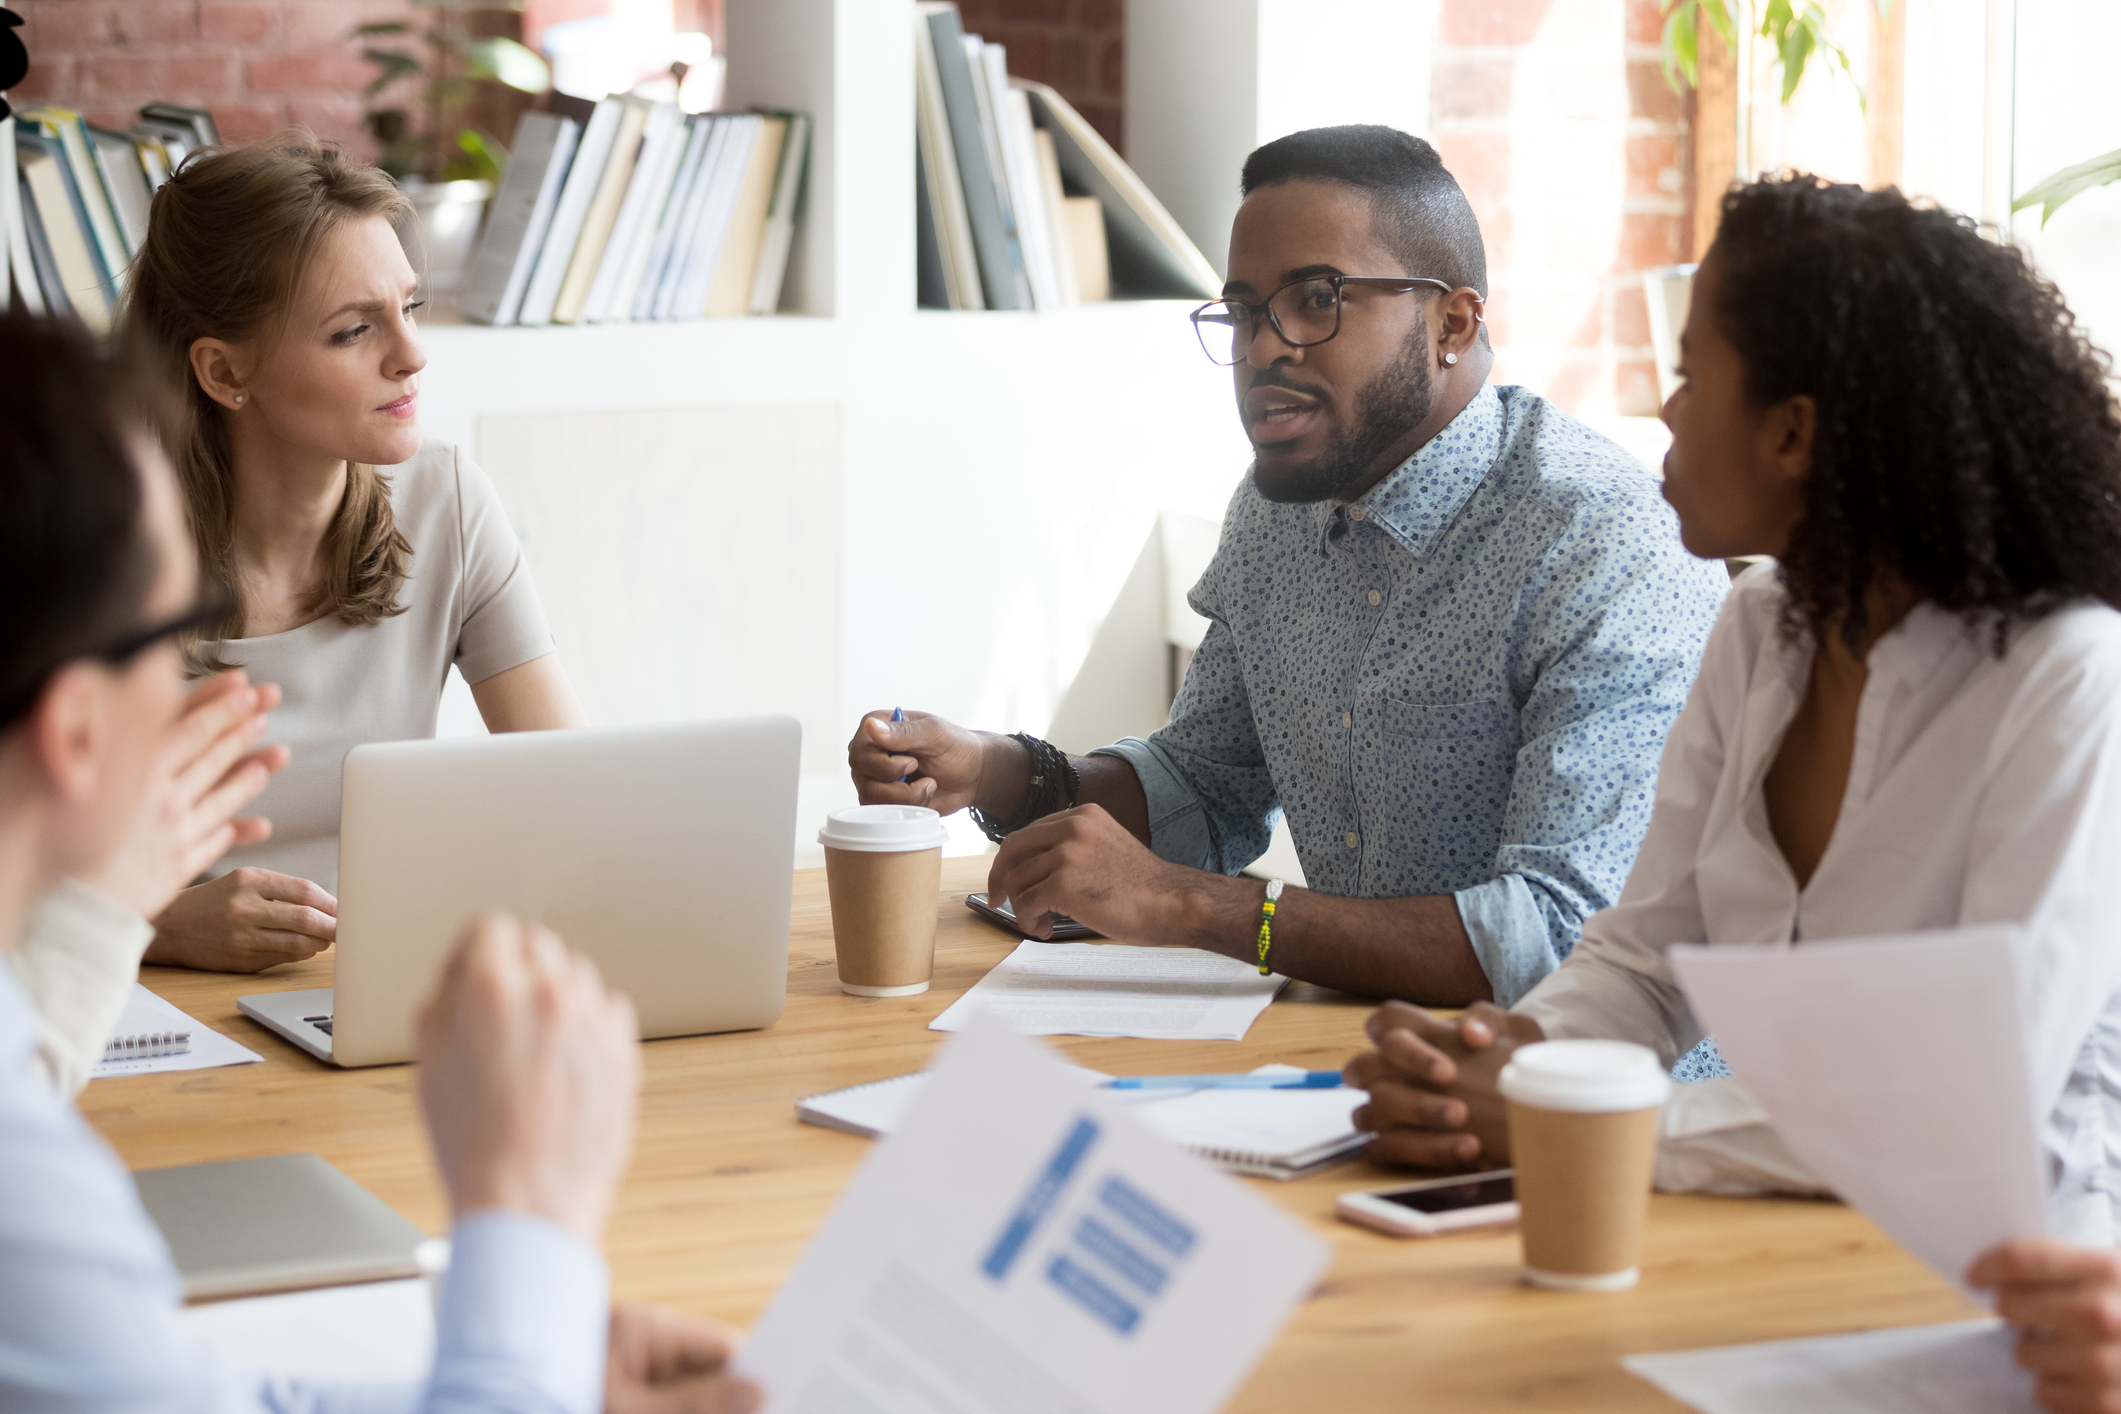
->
[1158,875,1493,1005]
[972,734,1152,843]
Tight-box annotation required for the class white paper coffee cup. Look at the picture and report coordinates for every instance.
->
[1499,1040,1671,1292]
[819,805,949,997]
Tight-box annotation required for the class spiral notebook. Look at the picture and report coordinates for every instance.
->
[798,1064,1370,1180]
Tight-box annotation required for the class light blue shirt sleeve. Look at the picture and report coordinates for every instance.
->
[1090,616,1278,876]
[0,961,609,1414]
[1453,499,1726,1005]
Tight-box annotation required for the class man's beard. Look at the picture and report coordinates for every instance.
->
[1248,334,1435,505]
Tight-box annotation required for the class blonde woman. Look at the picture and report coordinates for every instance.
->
[124,134,586,973]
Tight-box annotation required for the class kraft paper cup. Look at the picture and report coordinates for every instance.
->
[819,805,949,997]
[1498,1039,1671,1293]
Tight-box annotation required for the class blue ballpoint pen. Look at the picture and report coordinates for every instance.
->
[891,706,909,782]
[1102,1071,1344,1091]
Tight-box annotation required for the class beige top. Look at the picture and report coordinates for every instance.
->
[206,441,555,893]
[9,879,154,1098]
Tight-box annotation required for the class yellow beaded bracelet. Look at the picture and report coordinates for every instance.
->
[1256,877,1285,975]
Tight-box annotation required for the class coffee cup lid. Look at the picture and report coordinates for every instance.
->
[1498,1039,1671,1114]
[818,804,949,853]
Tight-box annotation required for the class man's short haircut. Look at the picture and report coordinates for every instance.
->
[1240,125,1488,298]
[0,313,162,729]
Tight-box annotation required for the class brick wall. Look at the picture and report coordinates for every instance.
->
[1431,0,1686,417]
[955,0,1123,151]
[7,0,417,150]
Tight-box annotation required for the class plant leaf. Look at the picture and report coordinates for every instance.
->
[1661,2,1698,93]
[2013,147,2121,226]
[1701,0,1737,45]
[462,36,549,93]
[361,48,423,96]
[350,20,410,36]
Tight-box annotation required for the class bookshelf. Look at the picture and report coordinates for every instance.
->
[421,0,1250,861]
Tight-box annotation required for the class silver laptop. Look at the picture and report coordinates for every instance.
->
[240,716,798,1067]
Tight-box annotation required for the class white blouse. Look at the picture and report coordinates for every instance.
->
[1515,564,2121,1244]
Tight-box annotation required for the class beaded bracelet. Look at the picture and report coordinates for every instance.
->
[1256,877,1285,975]
[970,732,1081,843]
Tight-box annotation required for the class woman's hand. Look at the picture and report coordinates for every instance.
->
[1970,1239,2121,1413]
[84,672,288,920]
[605,1304,763,1414]
[145,867,337,972]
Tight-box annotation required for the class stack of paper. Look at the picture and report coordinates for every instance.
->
[930,942,1287,1041]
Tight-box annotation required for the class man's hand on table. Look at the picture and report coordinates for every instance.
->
[986,803,1219,944]
[605,1304,762,1414]
[1971,1239,2121,1414]
[417,912,640,1245]
[1345,1001,1544,1170]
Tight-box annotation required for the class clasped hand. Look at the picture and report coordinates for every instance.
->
[1344,1000,1545,1170]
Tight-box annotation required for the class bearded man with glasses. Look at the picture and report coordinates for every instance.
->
[849,125,1726,1010]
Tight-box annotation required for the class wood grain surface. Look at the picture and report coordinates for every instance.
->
[81,857,1978,1411]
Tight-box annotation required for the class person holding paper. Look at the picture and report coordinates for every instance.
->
[1344,176,2121,1236]
[0,313,761,1414]
[1972,1241,2121,1413]
[849,125,1726,1008]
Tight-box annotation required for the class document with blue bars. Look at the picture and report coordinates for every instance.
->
[738,1013,1330,1414]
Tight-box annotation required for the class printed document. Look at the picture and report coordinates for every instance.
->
[1625,1319,2036,1414]
[1668,927,2047,1294]
[738,1014,1331,1414]
[179,1277,432,1380]
[930,941,1287,1040]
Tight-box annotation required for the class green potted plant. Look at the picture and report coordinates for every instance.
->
[353,0,549,295]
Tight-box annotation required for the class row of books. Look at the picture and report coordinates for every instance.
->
[913,1,1218,311]
[462,96,810,326]
[2,103,221,333]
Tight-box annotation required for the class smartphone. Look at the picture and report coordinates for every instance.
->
[965,891,1099,941]
[1334,1170,1519,1238]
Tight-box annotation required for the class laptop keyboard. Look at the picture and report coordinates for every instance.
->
[303,1014,334,1037]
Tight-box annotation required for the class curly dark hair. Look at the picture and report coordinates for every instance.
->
[1709,174,2121,651]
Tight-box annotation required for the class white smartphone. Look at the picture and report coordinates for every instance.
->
[1334,1170,1519,1238]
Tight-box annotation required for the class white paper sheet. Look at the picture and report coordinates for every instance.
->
[739,1014,1331,1414]
[1668,928,2048,1294]
[1624,1319,2037,1414]
[178,1277,433,1381]
[930,942,1287,1040]
[92,984,263,1079]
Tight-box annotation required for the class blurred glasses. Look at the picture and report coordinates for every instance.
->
[1191,275,1452,366]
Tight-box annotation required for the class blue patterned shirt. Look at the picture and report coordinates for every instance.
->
[1093,383,1728,1004]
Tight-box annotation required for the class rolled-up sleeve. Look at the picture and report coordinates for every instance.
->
[1457,500,1724,1004]
[1090,617,1279,877]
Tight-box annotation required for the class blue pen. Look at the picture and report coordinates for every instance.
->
[1102,1071,1344,1091]
[891,706,909,783]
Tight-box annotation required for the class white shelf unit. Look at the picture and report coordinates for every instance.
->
[419,0,1252,862]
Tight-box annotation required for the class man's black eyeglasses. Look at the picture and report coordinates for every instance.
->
[1191,274,1453,367]
[0,581,233,728]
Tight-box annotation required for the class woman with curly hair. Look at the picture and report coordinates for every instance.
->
[1344,174,2121,1236]
[121,133,587,972]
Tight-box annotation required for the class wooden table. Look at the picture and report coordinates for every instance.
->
[83,858,1978,1411]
